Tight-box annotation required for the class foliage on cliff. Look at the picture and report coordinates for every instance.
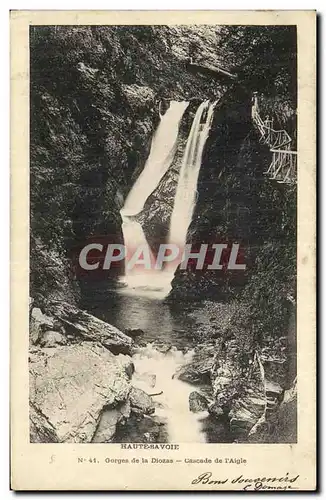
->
[216,26,297,344]
[217,25,297,137]
[218,26,297,101]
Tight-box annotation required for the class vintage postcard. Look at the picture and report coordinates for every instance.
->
[11,10,316,491]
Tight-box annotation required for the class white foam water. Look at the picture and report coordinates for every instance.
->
[121,100,189,217]
[164,100,217,282]
[132,344,208,443]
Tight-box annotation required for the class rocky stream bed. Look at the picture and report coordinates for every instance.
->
[29,295,296,444]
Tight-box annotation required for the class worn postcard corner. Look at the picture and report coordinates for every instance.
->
[10,9,316,492]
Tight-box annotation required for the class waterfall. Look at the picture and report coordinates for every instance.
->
[164,100,217,283]
[119,99,216,297]
[120,100,188,294]
[120,218,170,293]
[169,100,216,247]
[121,100,189,217]
[122,216,154,287]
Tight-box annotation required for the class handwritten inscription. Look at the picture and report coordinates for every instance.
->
[191,472,300,490]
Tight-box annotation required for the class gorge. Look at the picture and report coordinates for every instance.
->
[29,25,297,445]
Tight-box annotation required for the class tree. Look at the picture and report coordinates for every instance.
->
[218,26,297,106]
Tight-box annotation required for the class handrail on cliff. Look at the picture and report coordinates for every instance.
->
[265,149,297,185]
[251,94,297,185]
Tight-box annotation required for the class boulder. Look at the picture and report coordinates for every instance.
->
[45,301,132,354]
[265,379,284,396]
[174,342,217,384]
[92,401,131,443]
[143,431,159,443]
[116,354,135,379]
[31,307,54,328]
[189,391,208,413]
[77,62,99,79]
[39,330,67,348]
[230,402,265,437]
[30,404,59,443]
[30,342,131,443]
[129,387,155,416]
[174,357,213,384]
[113,414,165,443]
[124,328,144,339]
[121,84,155,110]
[30,307,54,345]
[207,402,224,418]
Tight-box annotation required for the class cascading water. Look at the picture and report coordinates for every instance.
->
[120,100,188,294]
[120,99,216,296]
[163,100,217,287]
[120,218,154,287]
[120,217,172,295]
[132,344,208,443]
[121,100,189,218]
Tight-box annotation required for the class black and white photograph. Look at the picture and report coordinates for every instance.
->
[28,22,299,447]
